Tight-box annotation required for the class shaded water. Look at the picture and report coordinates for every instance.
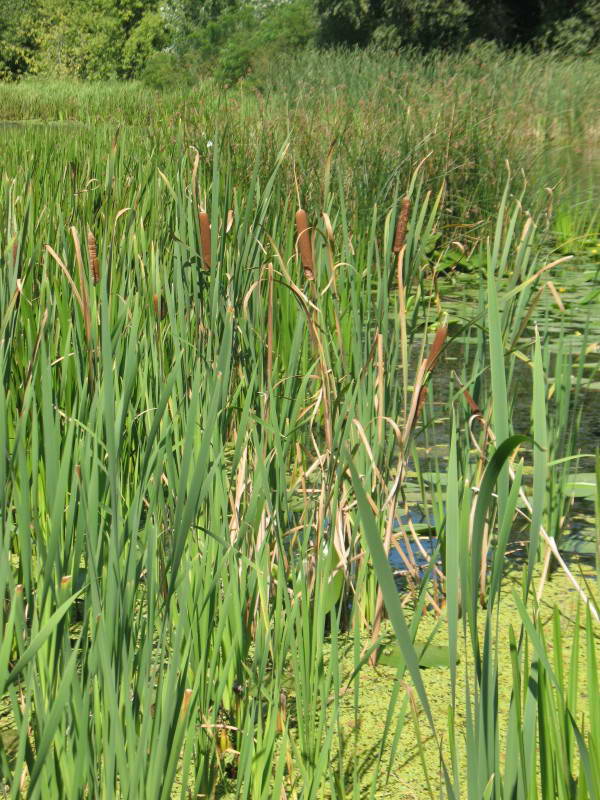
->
[398,255,600,570]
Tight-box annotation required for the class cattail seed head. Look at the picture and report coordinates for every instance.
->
[415,386,428,424]
[153,294,166,320]
[462,386,481,415]
[179,688,193,721]
[295,209,314,280]
[198,211,211,269]
[425,324,448,374]
[87,231,100,284]
[12,237,18,267]
[392,196,410,254]
[276,690,287,733]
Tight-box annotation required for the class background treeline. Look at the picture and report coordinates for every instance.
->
[1,0,599,84]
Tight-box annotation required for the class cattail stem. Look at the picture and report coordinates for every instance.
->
[376,333,384,444]
[71,227,92,347]
[397,244,408,418]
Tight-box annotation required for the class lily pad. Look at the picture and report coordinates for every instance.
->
[377,641,456,670]
[559,535,597,557]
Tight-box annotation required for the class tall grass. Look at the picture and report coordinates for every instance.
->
[1,46,599,223]
[0,58,599,796]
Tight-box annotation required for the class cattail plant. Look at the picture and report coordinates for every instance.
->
[153,294,166,320]
[199,211,211,269]
[393,195,410,254]
[2,81,599,800]
[87,230,100,284]
[424,323,448,374]
[295,209,314,280]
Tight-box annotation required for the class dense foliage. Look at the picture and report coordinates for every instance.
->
[0,52,599,797]
[316,0,600,51]
[0,0,598,83]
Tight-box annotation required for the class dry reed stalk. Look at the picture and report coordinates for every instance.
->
[295,209,314,280]
[392,196,410,254]
[87,231,100,284]
[191,149,200,212]
[396,243,409,416]
[369,500,397,665]
[545,280,565,312]
[225,209,234,233]
[229,444,248,545]
[45,245,84,309]
[198,211,211,269]
[322,211,347,370]
[153,294,167,320]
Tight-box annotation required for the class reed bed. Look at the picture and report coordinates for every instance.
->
[0,65,599,798]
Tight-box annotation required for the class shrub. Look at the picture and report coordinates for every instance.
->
[540,0,600,55]
[142,52,189,90]
[122,12,171,78]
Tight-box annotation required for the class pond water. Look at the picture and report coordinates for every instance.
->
[398,253,600,572]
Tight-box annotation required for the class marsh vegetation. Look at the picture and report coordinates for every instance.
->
[1,49,600,797]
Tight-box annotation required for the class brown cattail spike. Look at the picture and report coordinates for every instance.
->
[276,690,287,734]
[414,385,428,423]
[87,231,100,284]
[295,209,314,280]
[179,688,193,721]
[153,294,166,320]
[199,211,211,269]
[424,324,448,374]
[392,196,410,254]
[12,237,18,267]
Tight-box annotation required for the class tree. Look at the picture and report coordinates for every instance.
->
[538,0,600,54]
[165,0,239,51]
[30,0,168,78]
[0,0,38,79]
[315,0,600,51]
[315,0,474,48]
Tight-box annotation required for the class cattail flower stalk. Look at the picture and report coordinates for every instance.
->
[393,195,410,254]
[295,209,314,280]
[87,231,100,284]
[199,211,211,269]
